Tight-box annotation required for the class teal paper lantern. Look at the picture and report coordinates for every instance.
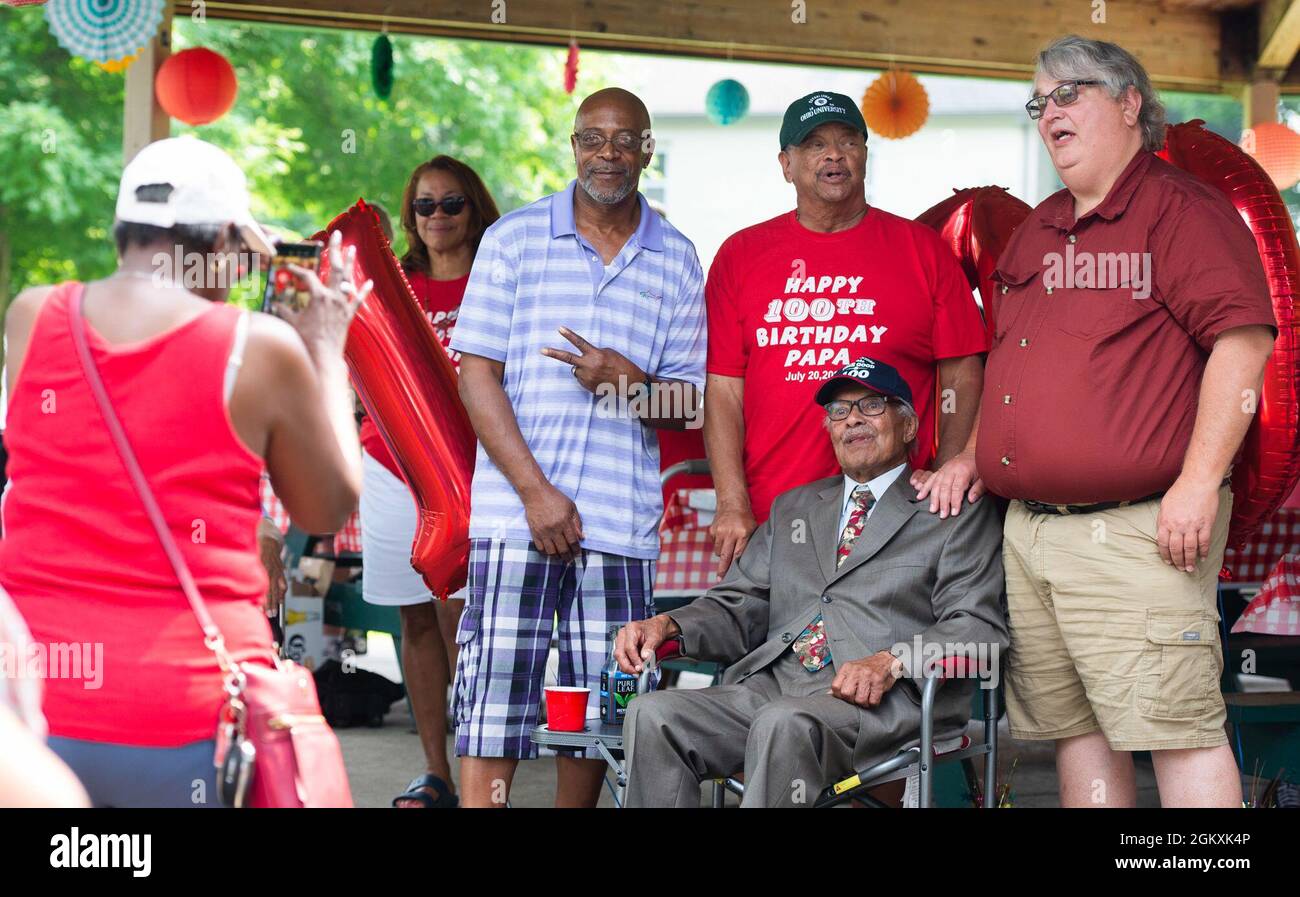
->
[705,79,749,126]
[371,33,394,100]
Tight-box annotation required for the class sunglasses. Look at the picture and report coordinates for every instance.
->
[413,195,468,217]
[1025,80,1102,120]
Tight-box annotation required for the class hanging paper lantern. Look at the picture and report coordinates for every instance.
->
[96,47,142,73]
[371,33,393,100]
[705,79,749,126]
[1243,121,1300,191]
[564,39,579,94]
[155,47,237,126]
[861,69,929,140]
[44,0,162,64]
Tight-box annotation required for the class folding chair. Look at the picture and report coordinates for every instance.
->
[655,458,723,689]
[655,643,999,808]
[814,655,999,808]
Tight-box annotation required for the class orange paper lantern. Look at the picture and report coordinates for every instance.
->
[861,70,929,140]
[155,47,237,126]
[1242,121,1300,191]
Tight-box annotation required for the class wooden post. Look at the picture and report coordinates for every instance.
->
[123,5,173,164]
[1243,79,1281,129]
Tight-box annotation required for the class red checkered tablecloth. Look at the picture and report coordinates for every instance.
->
[1232,554,1300,636]
[260,475,361,554]
[1222,510,1300,584]
[655,488,717,597]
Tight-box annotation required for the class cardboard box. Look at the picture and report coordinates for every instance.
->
[281,557,335,670]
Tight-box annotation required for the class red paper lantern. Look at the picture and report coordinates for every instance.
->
[1242,121,1300,191]
[155,47,237,126]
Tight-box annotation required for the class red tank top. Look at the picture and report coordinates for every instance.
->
[0,282,270,747]
[358,269,467,478]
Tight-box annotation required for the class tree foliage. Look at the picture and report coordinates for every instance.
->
[0,7,592,313]
[0,9,124,302]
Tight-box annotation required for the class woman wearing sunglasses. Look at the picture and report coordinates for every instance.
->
[359,156,500,809]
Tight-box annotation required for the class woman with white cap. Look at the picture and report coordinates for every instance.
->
[0,136,371,806]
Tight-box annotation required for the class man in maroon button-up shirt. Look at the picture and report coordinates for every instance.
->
[914,36,1275,808]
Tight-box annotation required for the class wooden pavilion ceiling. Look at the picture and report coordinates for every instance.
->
[175,0,1300,93]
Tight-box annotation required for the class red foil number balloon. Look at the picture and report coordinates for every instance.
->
[915,186,1031,457]
[915,185,1033,342]
[313,200,476,597]
[1159,120,1300,547]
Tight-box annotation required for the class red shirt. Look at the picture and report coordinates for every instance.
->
[358,269,467,478]
[0,283,269,746]
[707,208,989,521]
[977,151,1277,503]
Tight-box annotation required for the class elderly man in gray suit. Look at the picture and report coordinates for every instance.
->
[617,356,1007,807]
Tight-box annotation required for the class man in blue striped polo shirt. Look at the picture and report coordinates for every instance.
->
[449,87,706,807]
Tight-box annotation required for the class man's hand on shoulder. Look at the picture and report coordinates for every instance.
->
[912,449,985,518]
[614,615,681,674]
[830,650,904,708]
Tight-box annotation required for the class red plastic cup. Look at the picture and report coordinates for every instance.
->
[545,686,590,732]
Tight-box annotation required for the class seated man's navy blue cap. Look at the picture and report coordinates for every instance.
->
[814,356,914,408]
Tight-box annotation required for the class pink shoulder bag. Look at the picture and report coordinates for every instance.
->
[69,290,353,808]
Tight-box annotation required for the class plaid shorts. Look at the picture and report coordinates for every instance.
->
[453,539,656,759]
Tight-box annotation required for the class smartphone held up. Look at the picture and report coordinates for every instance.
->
[261,241,323,313]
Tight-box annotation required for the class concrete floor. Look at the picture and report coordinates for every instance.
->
[340,634,625,808]
[339,634,1172,808]
[337,715,1173,808]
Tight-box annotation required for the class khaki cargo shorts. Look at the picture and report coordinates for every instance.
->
[1002,487,1230,752]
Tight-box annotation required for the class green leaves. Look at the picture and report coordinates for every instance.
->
[0,104,110,222]
[0,9,123,307]
[171,20,583,244]
[0,10,593,309]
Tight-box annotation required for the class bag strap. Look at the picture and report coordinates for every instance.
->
[66,286,235,670]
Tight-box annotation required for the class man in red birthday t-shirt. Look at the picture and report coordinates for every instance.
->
[705,91,989,574]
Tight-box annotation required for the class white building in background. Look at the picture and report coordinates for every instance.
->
[615,56,1061,269]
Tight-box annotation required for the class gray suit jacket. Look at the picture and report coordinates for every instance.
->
[668,466,1008,735]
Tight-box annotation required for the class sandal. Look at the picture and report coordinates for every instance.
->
[392,773,458,808]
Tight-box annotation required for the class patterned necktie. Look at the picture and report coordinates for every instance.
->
[792,485,875,671]
[836,485,877,568]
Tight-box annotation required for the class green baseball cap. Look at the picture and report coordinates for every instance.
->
[779,91,869,149]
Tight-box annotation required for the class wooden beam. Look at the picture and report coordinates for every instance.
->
[123,6,173,164]
[174,0,1227,93]
[1259,0,1300,71]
